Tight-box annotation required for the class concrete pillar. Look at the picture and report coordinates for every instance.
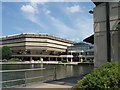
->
[56,57,57,61]
[48,57,50,61]
[61,57,63,61]
[30,57,32,61]
[85,55,87,62]
[81,57,83,62]
[71,58,73,62]
[79,57,80,62]
[40,58,43,63]
[66,57,68,62]
[70,51,73,62]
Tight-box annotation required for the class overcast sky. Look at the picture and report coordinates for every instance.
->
[2,0,95,42]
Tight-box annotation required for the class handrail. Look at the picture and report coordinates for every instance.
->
[0,67,56,73]
[1,67,57,87]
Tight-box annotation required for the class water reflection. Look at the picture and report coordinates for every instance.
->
[2,64,94,80]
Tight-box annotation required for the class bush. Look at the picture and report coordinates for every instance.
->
[89,59,94,62]
[61,59,67,63]
[83,59,87,62]
[9,58,20,62]
[74,62,120,89]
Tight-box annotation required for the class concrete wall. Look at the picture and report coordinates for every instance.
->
[94,2,120,67]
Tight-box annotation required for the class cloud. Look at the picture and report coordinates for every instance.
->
[21,5,38,14]
[46,12,93,41]
[43,8,51,15]
[20,2,93,42]
[29,0,48,5]
[74,18,94,39]
[66,5,81,13]
[20,2,48,29]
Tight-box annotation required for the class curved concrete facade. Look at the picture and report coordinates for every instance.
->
[1,33,75,61]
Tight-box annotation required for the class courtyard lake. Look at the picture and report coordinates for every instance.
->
[1,63,94,87]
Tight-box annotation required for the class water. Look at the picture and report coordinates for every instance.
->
[2,64,94,87]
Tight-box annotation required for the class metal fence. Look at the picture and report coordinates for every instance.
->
[0,67,56,88]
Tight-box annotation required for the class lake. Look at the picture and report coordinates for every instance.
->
[2,64,94,87]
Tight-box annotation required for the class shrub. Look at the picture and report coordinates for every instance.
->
[61,59,67,63]
[89,59,94,62]
[83,59,87,62]
[9,58,20,62]
[74,62,120,89]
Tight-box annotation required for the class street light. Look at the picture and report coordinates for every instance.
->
[89,10,93,14]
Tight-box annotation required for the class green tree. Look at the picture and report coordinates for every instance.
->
[2,46,12,60]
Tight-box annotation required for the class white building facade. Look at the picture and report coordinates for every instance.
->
[1,33,74,61]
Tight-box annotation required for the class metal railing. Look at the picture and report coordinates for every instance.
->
[0,67,56,88]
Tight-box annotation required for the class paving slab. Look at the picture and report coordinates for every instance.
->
[14,82,72,89]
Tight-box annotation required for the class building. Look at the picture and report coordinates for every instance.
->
[92,2,120,67]
[1,33,75,61]
[67,42,94,62]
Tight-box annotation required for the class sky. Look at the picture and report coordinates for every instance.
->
[2,0,95,42]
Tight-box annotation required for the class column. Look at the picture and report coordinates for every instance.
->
[61,57,63,61]
[30,57,32,61]
[67,57,68,62]
[81,57,83,62]
[79,57,81,62]
[56,57,57,61]
[71,57,73,62]
[71,51,73,62]
[40,57,43,63]
[48,57,50,61]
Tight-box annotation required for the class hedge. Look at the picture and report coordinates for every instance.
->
[9,58,20,62]
[74,62,120,89]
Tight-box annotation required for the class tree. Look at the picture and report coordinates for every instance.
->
[2,46,12,60]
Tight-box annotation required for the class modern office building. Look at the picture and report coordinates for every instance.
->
[1,33,75,61]
[67,42,94,62]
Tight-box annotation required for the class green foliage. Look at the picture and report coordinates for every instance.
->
[9,58,20,62]
[83,59,87,62]
[61,59,68,63]
[89,59,94,62]
[75,62,120,89]
[2,46,12,60]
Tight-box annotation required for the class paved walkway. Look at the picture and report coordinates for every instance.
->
[20,82,72,88]
[14,74,86,89]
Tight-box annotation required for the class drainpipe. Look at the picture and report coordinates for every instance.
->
[106,2,111,62]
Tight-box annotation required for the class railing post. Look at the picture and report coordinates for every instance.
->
[24,71,26,87]
[54,67,56,80]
